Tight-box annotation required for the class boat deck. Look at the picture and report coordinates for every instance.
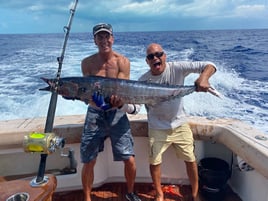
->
[52,182,242,201]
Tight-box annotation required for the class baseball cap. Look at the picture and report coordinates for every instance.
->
[93,23,113,36]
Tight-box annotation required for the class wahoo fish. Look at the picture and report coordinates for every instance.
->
[40,76,220,105]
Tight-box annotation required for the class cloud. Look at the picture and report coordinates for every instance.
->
[77,0,268,22]
[234,4,267,18]
[28,5,44,12]
[0,0,267,33]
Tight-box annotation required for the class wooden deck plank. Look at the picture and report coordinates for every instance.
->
[52,182,242,201]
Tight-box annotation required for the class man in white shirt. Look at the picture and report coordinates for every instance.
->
[138,43,216,201]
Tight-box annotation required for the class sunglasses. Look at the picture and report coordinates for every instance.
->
[146,51,164,60]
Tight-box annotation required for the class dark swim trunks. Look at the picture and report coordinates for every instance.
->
[80,106,134,163]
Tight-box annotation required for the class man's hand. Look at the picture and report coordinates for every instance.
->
[195,63,216,92]
[92,91,111,110]
[110,95,124,108]
[194,78,210,92]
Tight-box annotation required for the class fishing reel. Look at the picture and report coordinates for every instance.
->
[23,132,65,154]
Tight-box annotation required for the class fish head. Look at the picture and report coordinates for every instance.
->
[57,80,80,98]
[40,77,79,98]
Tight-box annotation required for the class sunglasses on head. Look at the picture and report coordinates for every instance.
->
[146,51,164,60]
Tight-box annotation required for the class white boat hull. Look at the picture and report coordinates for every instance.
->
[0,114,268,201]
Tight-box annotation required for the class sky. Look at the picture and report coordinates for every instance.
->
[0,0,268,34]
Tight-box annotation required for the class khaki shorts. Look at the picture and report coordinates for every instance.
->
[148,123,196,165]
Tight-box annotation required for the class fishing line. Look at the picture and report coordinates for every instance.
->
[34,0,78,185]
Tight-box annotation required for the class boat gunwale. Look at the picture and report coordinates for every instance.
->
[0,114,268,179]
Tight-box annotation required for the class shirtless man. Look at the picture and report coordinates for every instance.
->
[80,23,141,201]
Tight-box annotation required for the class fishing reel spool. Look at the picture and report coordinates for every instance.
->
[23,132,65,154]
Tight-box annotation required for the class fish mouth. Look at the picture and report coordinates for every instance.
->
[39,77,55,91]
[39,86,51,91]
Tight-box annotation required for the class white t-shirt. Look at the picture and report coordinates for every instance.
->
[138,61,216,129]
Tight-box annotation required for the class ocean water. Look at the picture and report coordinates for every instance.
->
[0,29,267,134]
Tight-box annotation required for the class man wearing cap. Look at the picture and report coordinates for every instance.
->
[80,23,142,201]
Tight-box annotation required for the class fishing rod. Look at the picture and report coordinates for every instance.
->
[32,0,78,186]
[45,0,78,132]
